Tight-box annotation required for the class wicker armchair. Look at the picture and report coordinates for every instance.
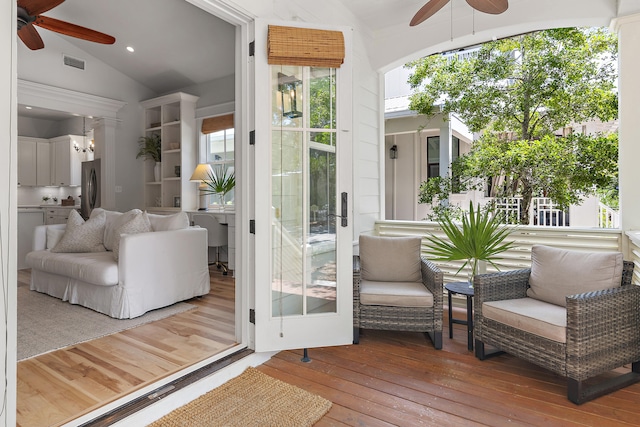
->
[474,255,640,404]
[353,235,443,349]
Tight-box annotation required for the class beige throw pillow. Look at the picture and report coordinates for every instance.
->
[112,212,153,261]
[359,235,422,282]
[526,245,623,307]
[51,209,106,253]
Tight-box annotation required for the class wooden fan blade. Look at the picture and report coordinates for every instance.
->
[17,0,65,17]
[34,16,115,45]
[466,0,508,15]
[410,0,450,27]
[18,23,44,50]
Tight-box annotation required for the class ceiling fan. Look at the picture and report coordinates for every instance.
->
[410,0,509,27]
[17,0,116,50]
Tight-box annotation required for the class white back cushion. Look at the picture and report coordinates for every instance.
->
[147,212,190,231]
[526,245,623,307]
[359,235,422,283]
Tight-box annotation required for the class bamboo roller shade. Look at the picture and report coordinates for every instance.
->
[267,25,345,68]
[202,113,234,134]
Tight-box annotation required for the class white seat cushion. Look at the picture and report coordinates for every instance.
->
[483,297,567,343]
[25,250,118,287]
[359,279,433,307]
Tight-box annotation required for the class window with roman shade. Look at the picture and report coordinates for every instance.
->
[267,25,345,68]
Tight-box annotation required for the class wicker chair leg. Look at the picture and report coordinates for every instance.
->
[475,339,485,360]
[475,339,504,360]
[353,327,360,344]
[567,364,640,405]
[427,331,442,349]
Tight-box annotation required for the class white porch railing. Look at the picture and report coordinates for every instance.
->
[374,220,632,284]
[494,197,570,226]
[599,202,620,229]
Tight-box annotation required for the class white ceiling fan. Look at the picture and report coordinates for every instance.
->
[410,0,509,27]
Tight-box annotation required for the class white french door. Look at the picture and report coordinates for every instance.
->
[253,21,353,352]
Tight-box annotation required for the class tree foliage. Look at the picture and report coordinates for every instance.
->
[408,27,618,224]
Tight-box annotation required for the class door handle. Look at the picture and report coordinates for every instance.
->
[328,192,348,227]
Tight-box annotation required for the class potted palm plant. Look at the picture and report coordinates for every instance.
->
[136,134,162,181]
[425,201,515,287]
[201,165,235,209]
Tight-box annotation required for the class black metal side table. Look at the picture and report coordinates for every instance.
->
[445,282,474,351]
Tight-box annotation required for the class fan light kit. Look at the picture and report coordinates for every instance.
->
[17,0,116,50]
[410,0,508,27]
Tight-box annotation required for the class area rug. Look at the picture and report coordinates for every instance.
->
[149,367,332,427]
[17,285,196,361]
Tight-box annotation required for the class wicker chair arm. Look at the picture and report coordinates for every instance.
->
[566,285,640,379]
[473,268,531,305]
[421,257,444,309]
[566,285,640,349]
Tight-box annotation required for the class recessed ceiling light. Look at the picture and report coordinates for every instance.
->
[25,106,32,110]
[126,46,135,53]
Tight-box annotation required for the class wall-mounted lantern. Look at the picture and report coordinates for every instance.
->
[390,144,398,159]
[278,72,302,119]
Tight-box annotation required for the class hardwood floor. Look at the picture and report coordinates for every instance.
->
[16,268,236,427]
[259,310,640,427]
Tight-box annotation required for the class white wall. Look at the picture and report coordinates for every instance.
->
[1,1,17,424]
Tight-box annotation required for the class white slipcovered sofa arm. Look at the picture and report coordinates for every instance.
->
[118,227,210,316]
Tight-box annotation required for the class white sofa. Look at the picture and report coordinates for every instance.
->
[25,210,210,319]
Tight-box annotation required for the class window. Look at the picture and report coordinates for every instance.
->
[201,115,235,206]
[426,135,459,182]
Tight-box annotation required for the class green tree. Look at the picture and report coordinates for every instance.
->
[409,28,618,224]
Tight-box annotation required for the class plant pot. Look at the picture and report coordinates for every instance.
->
[154,162,161,182]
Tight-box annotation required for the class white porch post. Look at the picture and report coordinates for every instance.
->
[439,116,452,179]
[613,15,640,242]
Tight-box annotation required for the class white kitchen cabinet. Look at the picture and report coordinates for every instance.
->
[140,93,199,211]
[44,206,78,225]
[50,135,83,186]
[17,138,37,186]
[36,141,51,186]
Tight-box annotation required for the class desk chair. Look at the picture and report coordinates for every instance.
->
[192,214,228,275]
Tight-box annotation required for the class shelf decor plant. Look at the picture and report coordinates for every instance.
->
[425,201,515,287]
[136,134,162,181]
[201,165,235,208]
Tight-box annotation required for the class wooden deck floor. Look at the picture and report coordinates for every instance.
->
[259,313,640,427]
[16,268,236,427]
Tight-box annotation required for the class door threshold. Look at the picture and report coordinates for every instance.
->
[80,348,254,427]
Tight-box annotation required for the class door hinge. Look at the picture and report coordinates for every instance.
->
[249,130,255,145]
[249,41,255,56]
[249,220,255,234]
[249,309,255,324]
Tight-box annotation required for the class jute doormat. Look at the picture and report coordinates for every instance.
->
[149,367,332,427]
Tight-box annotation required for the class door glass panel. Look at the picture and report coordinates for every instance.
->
[271,66,338,318]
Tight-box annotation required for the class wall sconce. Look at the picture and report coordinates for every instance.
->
[278,72,302,119]
[390,144,398,159]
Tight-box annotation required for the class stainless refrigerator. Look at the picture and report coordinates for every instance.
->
[81,159,101,219]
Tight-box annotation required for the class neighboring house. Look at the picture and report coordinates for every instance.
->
[384,66,619,227]
[3,1,640,425]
